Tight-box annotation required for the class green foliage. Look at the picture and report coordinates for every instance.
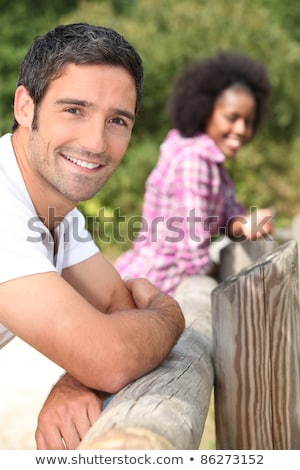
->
[255,0,300,43]
[2,0,300,255]
[111,0,137,15]
[0,0,78,133]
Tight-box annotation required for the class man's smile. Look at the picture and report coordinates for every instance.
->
[63,154,102,170]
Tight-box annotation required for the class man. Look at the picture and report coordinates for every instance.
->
[0,23,185,450]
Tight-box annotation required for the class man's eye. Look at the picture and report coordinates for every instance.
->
[110,117,126,126]
[66,108,81,115]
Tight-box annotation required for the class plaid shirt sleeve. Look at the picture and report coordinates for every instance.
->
[220,166,247,221]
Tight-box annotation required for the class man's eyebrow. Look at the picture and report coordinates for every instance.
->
[55,99,135,122]
[55,98,93,107]
[113,108,135,123]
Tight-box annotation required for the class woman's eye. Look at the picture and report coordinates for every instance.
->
[225,114,236,123]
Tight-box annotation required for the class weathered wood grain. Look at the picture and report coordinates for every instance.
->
[212,240,300,449]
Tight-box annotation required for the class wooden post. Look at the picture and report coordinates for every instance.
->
[78,276,216,450]
[291,214,300,295]
[218,238,278,282]
[212,240,300,449]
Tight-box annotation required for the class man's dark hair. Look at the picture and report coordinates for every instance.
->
[13,23,144,131]
[167,50,271,137]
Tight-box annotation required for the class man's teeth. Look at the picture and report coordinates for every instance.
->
[65,155,100,169]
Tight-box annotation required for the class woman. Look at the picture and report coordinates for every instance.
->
[115,51,273,295]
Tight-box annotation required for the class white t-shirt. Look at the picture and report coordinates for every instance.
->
[0,133,99,348]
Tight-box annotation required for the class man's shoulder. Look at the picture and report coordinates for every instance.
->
[0,133,13,152]
[0,133,19,180]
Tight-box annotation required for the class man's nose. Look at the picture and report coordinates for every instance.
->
[79,119,108,154]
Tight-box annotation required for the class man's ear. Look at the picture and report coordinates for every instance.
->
[14,85,35,127]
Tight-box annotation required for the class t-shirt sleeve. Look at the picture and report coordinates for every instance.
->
[0,203,98,284]
[0,205,56,283]
[61,208,99,269]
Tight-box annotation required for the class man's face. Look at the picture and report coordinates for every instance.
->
[26,63,136,204]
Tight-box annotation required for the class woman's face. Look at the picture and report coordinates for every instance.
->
[205,86,256,158]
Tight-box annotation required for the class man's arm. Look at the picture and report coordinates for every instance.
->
[35,251,184,450]
[35,373,105,450]
[0,252,185,392]
[61,250,137,313]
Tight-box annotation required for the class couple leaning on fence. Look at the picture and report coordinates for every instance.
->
[0,22,273,450]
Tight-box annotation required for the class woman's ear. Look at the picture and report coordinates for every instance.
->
[14,85,35,127]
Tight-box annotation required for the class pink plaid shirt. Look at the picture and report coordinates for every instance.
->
[115,129,246,295]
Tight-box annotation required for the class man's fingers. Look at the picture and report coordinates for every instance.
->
[124,277,161,308]
[36,426,66,450]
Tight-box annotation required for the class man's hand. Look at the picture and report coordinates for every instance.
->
[125,276,185,334]
[124,276,178,309]
[35,373,104,450]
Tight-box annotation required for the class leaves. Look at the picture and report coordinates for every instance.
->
[2,0,300,253]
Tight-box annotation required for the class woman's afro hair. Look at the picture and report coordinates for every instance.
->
[167,50,271,137]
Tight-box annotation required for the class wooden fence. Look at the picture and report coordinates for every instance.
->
[79,238,300,450]
[213,240,300,449]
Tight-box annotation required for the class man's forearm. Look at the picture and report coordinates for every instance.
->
[103,289,185,393]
